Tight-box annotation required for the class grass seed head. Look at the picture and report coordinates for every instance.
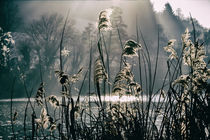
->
[98,8,113,31]
[122,39,142,57]
[47,95,60,108]
[164,39,178,60]
[94,57,107,83]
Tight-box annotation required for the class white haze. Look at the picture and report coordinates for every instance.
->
[18,1,141,35]
[151,0,210,28]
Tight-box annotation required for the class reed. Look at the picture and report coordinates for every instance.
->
[6,9,209,140]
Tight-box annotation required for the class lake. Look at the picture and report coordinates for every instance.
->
[0,95,163,139]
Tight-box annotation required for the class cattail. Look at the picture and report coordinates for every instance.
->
[122,40,142,57]
[98,8,112,31]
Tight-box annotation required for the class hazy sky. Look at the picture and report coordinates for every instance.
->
[18,0,210,33]
[150,0,210,28]
[18,1,140,34]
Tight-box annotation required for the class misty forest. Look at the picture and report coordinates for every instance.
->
[0,0,210,139]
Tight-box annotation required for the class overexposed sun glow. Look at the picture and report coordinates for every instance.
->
[112,0,121,6]
[104,95,139,102]
[0,95,165,103]
[88,95,164,103]
[150,0,210,28]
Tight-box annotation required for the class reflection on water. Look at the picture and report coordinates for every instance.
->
[0,95,164,139]
[0,101,29,139]
[0,94,164,103]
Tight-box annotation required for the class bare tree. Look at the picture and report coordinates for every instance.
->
[25,13,85,89]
